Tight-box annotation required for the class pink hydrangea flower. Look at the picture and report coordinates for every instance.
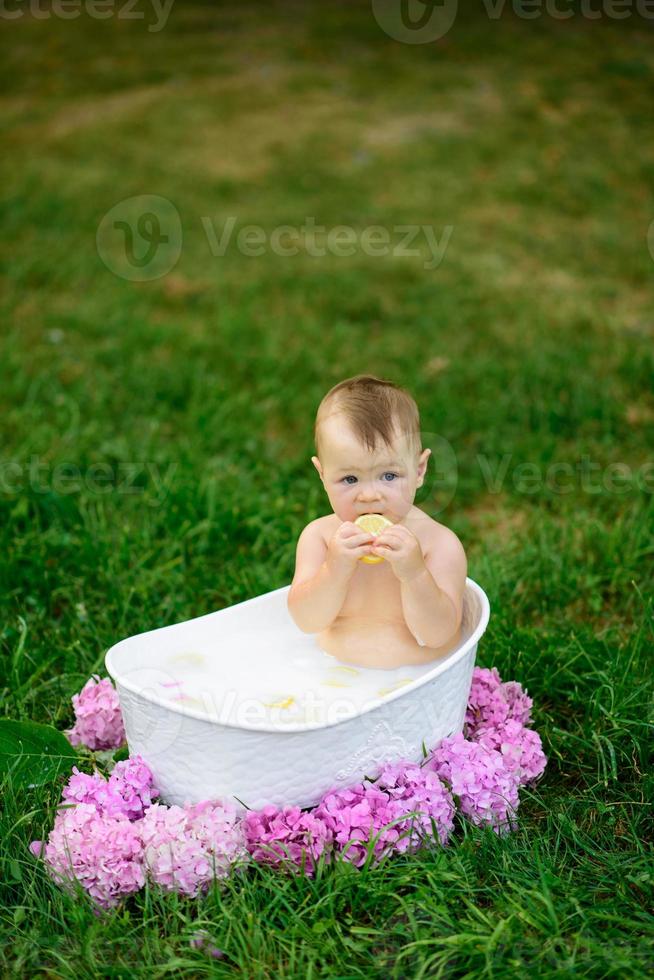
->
[65,674,126,751]
[243,805,332,876]
[29,666,549,911]
[29,802,144,913]
[59,768,109,809]
[107,756,161,819]
[465,667,533,737]
[61,755,159,821]
[427,733,520,835]
[475,720,547,786]
[190,930,225,959]
[138,799,249,899]
[373,760,455,849]
[313,783,409,868]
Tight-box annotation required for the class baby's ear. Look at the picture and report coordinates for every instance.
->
[311,455,324,480]
[416,447,431,487]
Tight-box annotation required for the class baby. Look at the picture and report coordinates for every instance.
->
[287,374,468,670]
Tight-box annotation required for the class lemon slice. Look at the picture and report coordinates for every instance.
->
[168,652,205,667]
[262,695,296,709]
[354,513,394,564]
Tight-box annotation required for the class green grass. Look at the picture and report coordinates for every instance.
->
[1,1,653,975]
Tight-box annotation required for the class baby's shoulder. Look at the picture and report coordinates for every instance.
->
[300,513,339,545]
[408,508,465,555]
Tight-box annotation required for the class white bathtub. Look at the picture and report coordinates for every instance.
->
[104,578,490,812]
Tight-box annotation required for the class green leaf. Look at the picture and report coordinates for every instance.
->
[8,859,22,882]
[0,719,79,790]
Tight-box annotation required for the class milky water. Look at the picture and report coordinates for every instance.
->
[151,630,438,730]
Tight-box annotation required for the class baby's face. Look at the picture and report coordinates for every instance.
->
[311,413,431,524]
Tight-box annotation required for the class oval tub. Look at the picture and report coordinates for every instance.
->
[105,577,490,812]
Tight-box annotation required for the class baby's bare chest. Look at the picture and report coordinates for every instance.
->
[319,511,435,623]
[338,562,405,621]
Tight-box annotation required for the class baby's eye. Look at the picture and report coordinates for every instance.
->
[382,472,398,482]
[342,475,358,485]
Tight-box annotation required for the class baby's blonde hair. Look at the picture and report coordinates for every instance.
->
[314,374,421,458]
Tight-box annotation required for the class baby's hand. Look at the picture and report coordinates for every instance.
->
[327,521,374,573]
[369,524,426,582]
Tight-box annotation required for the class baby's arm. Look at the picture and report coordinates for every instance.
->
[287,520,372,633]
[400,529,467,648]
